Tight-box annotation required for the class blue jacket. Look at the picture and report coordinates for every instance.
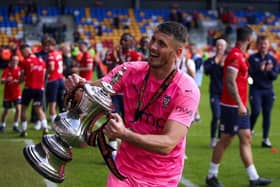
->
[204,56,223,95]
[248,52,279,90]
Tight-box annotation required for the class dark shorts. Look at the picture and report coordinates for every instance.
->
[3,98,21,109]
[22,88,44,107]
[46,79,65,103]
[220,105,250,135]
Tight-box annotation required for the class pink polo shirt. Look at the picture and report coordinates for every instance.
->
[102,61,200,186]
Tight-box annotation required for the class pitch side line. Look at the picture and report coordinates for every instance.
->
[180,176,198,187]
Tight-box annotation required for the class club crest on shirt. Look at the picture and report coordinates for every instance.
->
[163,95,171,108]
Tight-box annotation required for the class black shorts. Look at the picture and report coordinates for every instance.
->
[3,99,21,109]
[220,105,250,135]
[21,88,44,107]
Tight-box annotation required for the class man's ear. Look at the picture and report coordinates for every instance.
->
[176,47,183,58]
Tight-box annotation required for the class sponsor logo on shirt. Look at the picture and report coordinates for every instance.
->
[175,106,193,117]
[163,95,171,108]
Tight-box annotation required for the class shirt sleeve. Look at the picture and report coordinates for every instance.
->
[227,53,240,71]
[168,85,200,128]
[101,63,126,93]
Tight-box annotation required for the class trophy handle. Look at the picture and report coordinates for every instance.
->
[64,82,85,110]
[86,119,127,180]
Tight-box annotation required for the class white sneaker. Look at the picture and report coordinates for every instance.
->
[34,121,41,130]
[262,138,272,148]
[194,114,201,122]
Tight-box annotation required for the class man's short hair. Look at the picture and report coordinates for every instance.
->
[156,21,188,44]
[236,26,253,42]
[44,37,56,46]
[140,36,149,44]
[20,44,31,51]
[120,33,133,42]
[256,34,268,44]
[78,40,88,47]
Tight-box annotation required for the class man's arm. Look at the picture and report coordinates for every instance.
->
[226,68,247,115]
[103,113,188,155]
[266,58,279,80]
[203,58,213,75]
[78,63,93,72]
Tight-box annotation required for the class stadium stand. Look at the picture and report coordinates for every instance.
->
[1,4,280,57]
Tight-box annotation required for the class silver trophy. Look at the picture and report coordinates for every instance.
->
[23,67,127,183]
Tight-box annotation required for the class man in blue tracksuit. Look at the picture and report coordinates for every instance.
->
[248,35,279,148]
[204,38,227,148]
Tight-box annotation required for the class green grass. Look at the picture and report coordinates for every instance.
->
[0,72,279,187]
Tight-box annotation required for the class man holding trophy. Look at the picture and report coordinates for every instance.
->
[23,21,200,186]
[65,21,200,186]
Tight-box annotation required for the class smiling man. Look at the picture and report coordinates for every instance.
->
[65,21,200,187]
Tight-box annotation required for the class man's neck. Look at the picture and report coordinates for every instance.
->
[260,51,268,57]
[236,42,247,52]
[150,64,175,80]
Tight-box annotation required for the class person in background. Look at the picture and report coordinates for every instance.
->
[248,35,279,148]
[61,43,74,77]
[176,46,195,79]
[137,36,150,61]
[205,26,272,187]
[45,37,65,123]
[32,35,50,130]
[204,38,227,148]
[104,33,141,72]
[20,44,48,137]
[190,43,204,122]
[65,21,200,187]
[72,40,94,82]
[0,55,21,133]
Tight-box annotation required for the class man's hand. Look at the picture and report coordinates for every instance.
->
[266,63,274,71]
[260,61,266,71]
[238,102,247,116]
[71,67,79,73]
[64,74,86,93]
[103,113,127,139]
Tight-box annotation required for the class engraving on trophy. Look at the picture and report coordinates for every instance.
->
[23,66,127,183]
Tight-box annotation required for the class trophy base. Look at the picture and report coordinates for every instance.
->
[23,134,73,183]
[23,144,65,183]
